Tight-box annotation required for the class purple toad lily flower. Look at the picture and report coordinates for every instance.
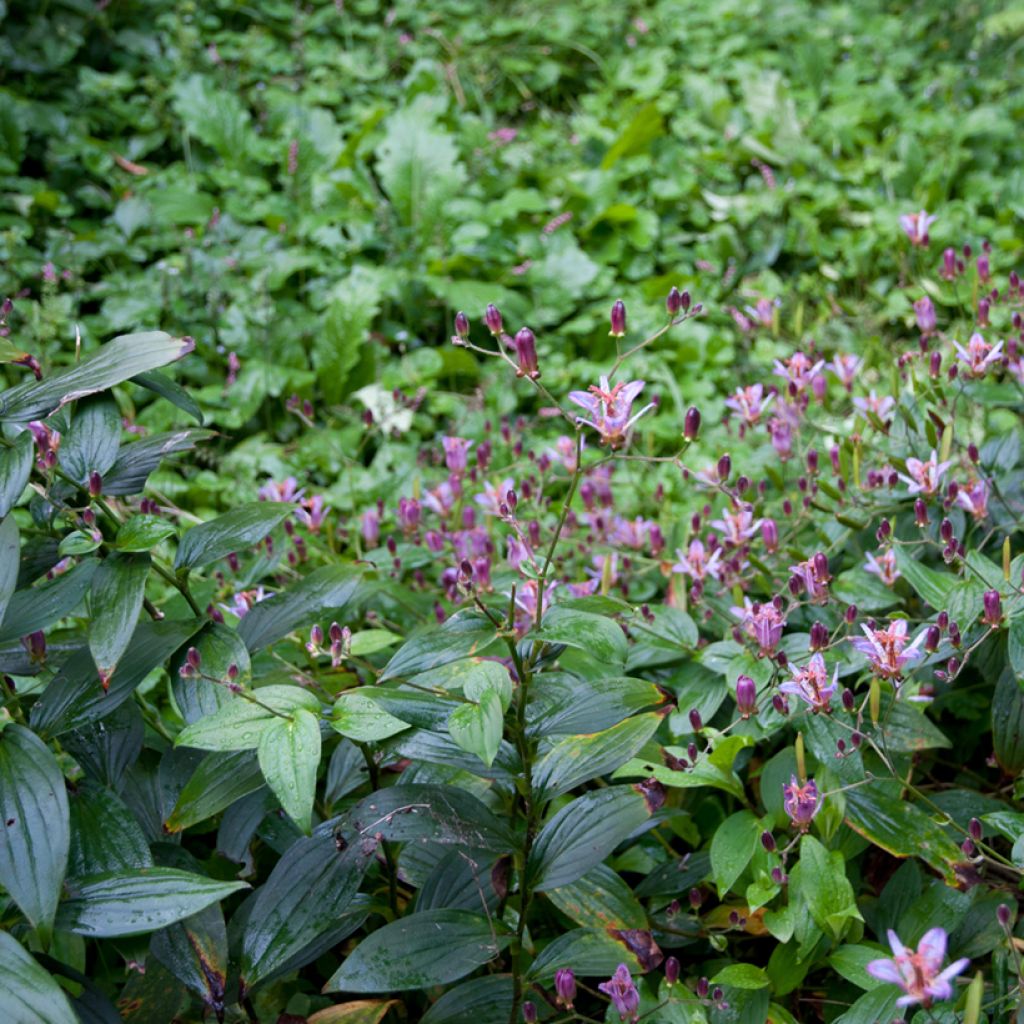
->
[773,351,824,392]
[789,555,831,604]
[442,436,473,475]
[899,210,936,247]
[569,377,654,449]
[779,653,838,712]
[899,450,951,497]
[829,353,862,390]
[711,506,761,547]
[864,548,900,586]
[914,296,937,334]
[732,598,786,657]
[725,383,774,425]
[848,619,926,681]
[853,390,896,423]
[783,775,820,829]
[599,964,640,1022]
[955,479,989,520]
[866,928,969,1008]
[673,539,723,582]
[954,333,1003,377]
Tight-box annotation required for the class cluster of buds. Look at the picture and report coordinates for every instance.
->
[307,623,350,667]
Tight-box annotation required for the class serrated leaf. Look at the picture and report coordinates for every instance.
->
[324,910,508,993]
[447,688,503,767]
[174,502,290,571]
[0,332,194,423]
[0,725,70,939]
[89,553,149,688]
[0,931,77,1024]
[56,868,248,937]
[258,707,320,833]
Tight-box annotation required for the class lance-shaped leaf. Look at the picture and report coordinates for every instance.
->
[56,868,248,937]
[0,725,70,940]
[104,428,215,495]
[0,332,194,422]
[58,396,121,485]
[0,931,77,1024]
[381,610,498,680]
[68,782,152,878]
[308,1001,401,1024]
[174,502,291,571]
[89,553,150,688]
[258,707,321,833]
[133,370,204,424]
[171,622,251,725]
[0,431,33,518]
[536,606,627,665]
[0,557,97,644]
[528,784,661,892]
[447,688,503,767]
[324,910,510,993]
[150,901,228,1016]
[796,834,863,938]
[164,750,265,833]
[0,513,19,633]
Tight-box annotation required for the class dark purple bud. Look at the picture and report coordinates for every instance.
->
[813,551,829,580]
[329,621,343,643]
[771,866,786,884]
[788,574,802,597]
[665,956,680,986]
[809,621,829,651]
[878,518,891,538]
[929,351,942,377]
[684,406,701,441]
[554,968,576,1008]
[522,1001,537,1023]
[940,518,954,542]
[925,625,941,651]
[969,817,982,840]
[680,290,691,312]
[978,297,990,327]
[712,987,724,1003]
[968,443,980,463]
[310,624,324,647]
[609,299,627,337]
[914,498,929,528]
[689,887,702,909]
[842,688,855,711]
[775,651,788,668]
[696,977,709,999]
[735,674,757,718]
[983,589,1003,625]
[937,610,949,630]
[687,741,698,762]
[513,327,540,379]
[484,303,503,335]
[947,480,959,503]
[454,311,470,339]
[961,837,976,856]
[667,286,683,315]
[506,489,517,511]
[717,453,731,481]
[689,708,703,731]
[947,656,960,676]
[88,471,102,497]
[736,475,750,494]
[998,904,1012,927]
[761,830,776,852]
[806,449,819,474]
[851,731,862,748]
[772,693,789,715]
[186,646,202,671]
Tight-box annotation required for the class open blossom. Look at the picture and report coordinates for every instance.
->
[899,450,951,496]
[853,390,895,422]
[732,598,786,656]
[790,554,830,604]
[725,383,774,425]
[549,435,582,472]
[258,476,303,502]
[865,548,900,586]
[513,579,557,635]
[783,776,820,829]
[474,477,515,516]
[899,210,936,246]
[599,964,640,1022]
[773,351,825,392]
[442,436,473,475]
[849,619,925,680]
[220,586,268,619]
[829,353,862,390]
[955,478,989,520]
[568,377,653,449]
[611,515,655,550]
[779,653,838,712]
[866,928,969,1008]
[769,416,793,459]
[673,539,722,582]
[295,495,327,532]
[711,506,761,547]
[422,481,457,517]
[954,333,1003,377]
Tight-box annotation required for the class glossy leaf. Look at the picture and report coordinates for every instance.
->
[0,332,194,422]
[174,501,290,571]
[0,724,70,939]
[419,976,513,1024]
[796,834,862,938]
[0,931,77,1024]
[68,783,152,877]
[992,668,1024,773]
[711,809,763,897]
[115,514,176,552]
[536,605,627,664]
[164,750,265,833]
[0,557,97,644]
[331,690,410,742]
[104,428,215,495]
[381,611,499,680]
[526,927,648,980]
[56,868,248,937]
[89,553,150,687]
[324,910,509,993]
[0,512,19,632]
[546,863,648,930]
[171,622,251,724]
[58,396,121,484]
[0,431,33,518]
[447,688,503,767]
[133,369,204,424]
[308,1002,402,1024]
[258,707,321,833]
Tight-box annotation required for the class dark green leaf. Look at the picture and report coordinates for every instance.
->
[133,370,204,424]
[89,553,149,687]
[0,513,19,632]
[546,863,648,930]
[258,707,320,833]
[0,931,77,1024]
[56,868,248,937]
[116,515,177,552]
[0,332,194,423]
[419,976,513,1024]
[0,724,69,939]
[796,834,862,938]
[171,622,251,724]
[0,431,33,518]
[526,927,646,981]
[993,667,1024,773]
[711,810,763,897]
[68,782,152,878]
[381,611,498,681]
[536,606,627,665]
[894,549,954,611]
[150,898,228,1014]
[164,750,265,833]
[0,557,97,644]
[104,429,215,495]
[447,688,503,767]
[58,397,121,485]
[324,910,509,993]
[174,502,290,571]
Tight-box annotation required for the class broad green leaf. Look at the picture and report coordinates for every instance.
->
[308,1001,402,1024]
[894,548,954,611]
[710,964,771,990]
[419,976,513,1024]
[0,513,19,631]
[0,557,97,643]
[447,688,503,767]
[828,944,888,991]
[324,910,508,993]
[0,725,69,939]
[174,502,291,571]
[796,835,862,938]
[56,868,248,937]
[348,628,402,657]
[0,931,77,1024]
[31,618,202,737]
[546,863,648,930]
[537,606,627,664]
[164,750,265,833]
[258,707,321,833]
[0,431,33,517]
[613,734,751,800]
[876,698,951,752]
[526,927,647,980]
[0,332,194,423]
[133,370,204,424]
[331,690,410,742]
[175,685,320,752]
[832,985,901,1024]
[58,530,101,556]
[381,611,498,680]
[89,553,149,687]
[533,711,663,800]
[171,622,252,724]
[1009,617,1024,680]
[832,569,899,612]
[58,396,121,485]
[528,785,659,891]
[710,810,762,897]
[68,782,152,877]
[116,514,176,552]
[629,604,699,652]
[527,673,667,736]
[104,428,215,495]
[993,668,1024,773]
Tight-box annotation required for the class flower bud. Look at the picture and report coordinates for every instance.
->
[689,708,703,732]
[661,956,680,987]
[454,311,470,339]
[925,625,941,652]
[841,688,855,711]
[522,1001,537,1023]
[484,303,503,335]
[735,674,757,718]
[806,449,819,474]
[609,299,627,337]
[554,968,576,1008]
[929,351,942,377]
[760,518,778,552]
[680,290,691,312]
[977,297,990,327]
[914,498,929,527]
[940,518,954,542]
[983,589,1003,626]
[969,817,982,841]
[845,604,858,623]
[998,904,1012,927]
[684,406,701,441]
[813,551,829,580]
[310,624,324,648]
[512,327,540,379]
[968,443,979,463]
[667,286,683,315]
[717,453,731,481]
[689,887,702,909]
[687,741,698,762]
[937,610,949,630]
[88,471,103,497]
[961,837,975,856]
[186,646,202,671]
[761,830,776,852]
[809,621,829,651]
